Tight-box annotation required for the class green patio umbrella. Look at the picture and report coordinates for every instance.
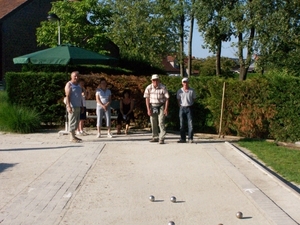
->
[13,44,118,65]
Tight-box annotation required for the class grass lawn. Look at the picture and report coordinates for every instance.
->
[237,139,300,185]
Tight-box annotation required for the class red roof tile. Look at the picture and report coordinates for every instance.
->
[166,55,175,62]
[162,57,180,73]
[0,0,28,20]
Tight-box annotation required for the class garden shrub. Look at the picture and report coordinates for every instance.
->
[0,92,41,133]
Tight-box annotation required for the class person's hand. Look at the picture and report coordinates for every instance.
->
[67,106,73,113]
[147,108,152,116]
[103,105,107,111]
[164,108,168,116]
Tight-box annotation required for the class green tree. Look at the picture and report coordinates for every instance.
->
[197,56,236,77]
[105,0,179,66]
[36,0,113,53]
[162,0,195,77]
[254,0,300,76]
[223,0,300,80]
[194,0,235,76]
[230,0,256,80]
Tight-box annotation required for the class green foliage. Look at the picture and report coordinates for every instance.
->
[117,57,166,76]
[20,58,165,76]
[194,0,233,54]
[37,0,113,53]
[266,72,300,142]
[199,57,216,76]
[195,57,236,78]
[21,63,133,75]
[0,92,41,133]
[5,72,66,124]
[106,0,179,67]
[238,139,300,184]
[204,74,300,142]
[207,77,276,138]
[0,90,9,102]
[254,0,300,76]
[35,0,300,79]
[194,0,300,80]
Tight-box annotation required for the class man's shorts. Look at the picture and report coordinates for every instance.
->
[80,107,87,120]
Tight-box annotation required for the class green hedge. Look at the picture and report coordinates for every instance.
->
[268,75,300,141]
[204,75,300,142]
[5,72,66,124]
[4,71,300,142]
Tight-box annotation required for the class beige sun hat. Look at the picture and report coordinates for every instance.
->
[151,74,159,80]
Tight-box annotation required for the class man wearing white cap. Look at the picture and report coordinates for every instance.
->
[177,77,196,143]
[144,74,170,144]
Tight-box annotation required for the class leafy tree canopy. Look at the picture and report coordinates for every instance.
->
[37,0,113,54]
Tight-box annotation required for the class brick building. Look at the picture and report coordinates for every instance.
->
[0,0,53,82]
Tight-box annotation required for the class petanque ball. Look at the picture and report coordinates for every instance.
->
[149,195,155,202]
[236,211,243,219]
[168,221,175,225]
[170,196,176,203]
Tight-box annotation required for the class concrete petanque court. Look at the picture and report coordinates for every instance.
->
[0,130,300,225]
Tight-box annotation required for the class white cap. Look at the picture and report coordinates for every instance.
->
[182,77,188,82]
[151,74,159,80]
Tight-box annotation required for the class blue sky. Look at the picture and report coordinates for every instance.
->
[190,35,238,59]
[186,24,238,59]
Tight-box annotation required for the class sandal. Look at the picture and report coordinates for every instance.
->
[74,136,82,141]
[70,139,81,143]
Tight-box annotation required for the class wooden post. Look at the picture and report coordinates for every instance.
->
[218,82,226,138]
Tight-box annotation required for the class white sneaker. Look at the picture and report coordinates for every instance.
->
[81,131,88,136]
[107,133,113,138]
[96,133,101,138]
[76,131,81,135]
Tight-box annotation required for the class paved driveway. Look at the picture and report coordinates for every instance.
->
[0,130,299,225]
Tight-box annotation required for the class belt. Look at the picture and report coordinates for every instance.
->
[181,105,192,108]
[151,103,164,107]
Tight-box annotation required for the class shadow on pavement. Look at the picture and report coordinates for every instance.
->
[0,145,81,152]
[0,163,18,173]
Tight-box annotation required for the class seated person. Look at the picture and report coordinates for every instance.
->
[117,89,134,134]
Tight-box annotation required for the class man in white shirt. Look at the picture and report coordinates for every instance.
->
[144,74,169,144]
[177,77,196,143]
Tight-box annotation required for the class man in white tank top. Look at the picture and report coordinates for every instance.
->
[65,71,83,142]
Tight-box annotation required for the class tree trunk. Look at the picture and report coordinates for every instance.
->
[239,67,247,80]
[187,1,195,78]
[238,32,247,81]
[216,39,221,76]
[179,13,185,77]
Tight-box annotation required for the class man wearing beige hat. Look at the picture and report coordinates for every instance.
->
[144,74,170,144]
[177,77,196,143]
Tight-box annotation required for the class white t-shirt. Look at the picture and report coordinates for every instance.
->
[96,88,111,106]
[177,87,196,107]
